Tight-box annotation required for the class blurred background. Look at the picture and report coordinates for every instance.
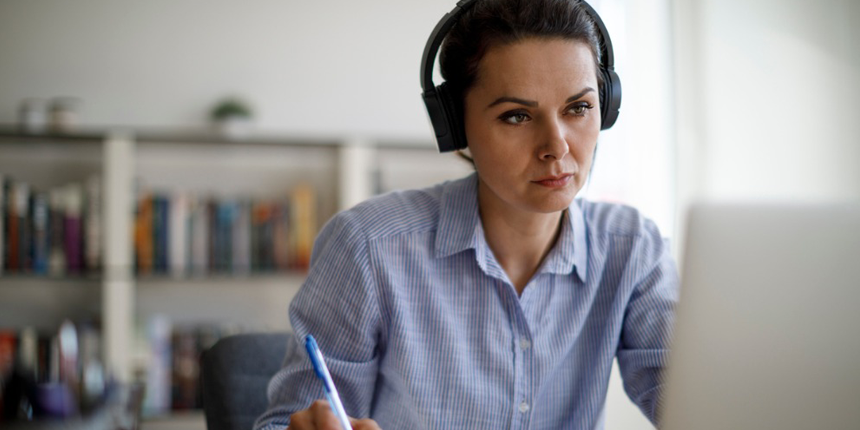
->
[0,0,857,429]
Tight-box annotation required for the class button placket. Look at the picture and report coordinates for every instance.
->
[519,401,530,413]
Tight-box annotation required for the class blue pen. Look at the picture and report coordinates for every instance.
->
[304,334,353,430]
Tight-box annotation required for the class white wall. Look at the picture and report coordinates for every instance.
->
[585,0,676,242]
[674,0,860,217]
[0,1,680,428]
[0,0,454,139]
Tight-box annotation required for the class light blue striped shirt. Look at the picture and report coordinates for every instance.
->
[255,173,678,430]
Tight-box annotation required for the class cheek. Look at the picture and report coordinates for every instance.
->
[571,121,600,161]
[469,130,530,176]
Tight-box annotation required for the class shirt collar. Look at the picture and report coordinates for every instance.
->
[537,201,588,281]
[435,173,482,259]
[434,173,588,281]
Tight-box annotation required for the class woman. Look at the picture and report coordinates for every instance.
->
[255,0,677,428]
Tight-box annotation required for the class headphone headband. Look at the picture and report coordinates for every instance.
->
[420,0,475,93]
[421,0,622,152]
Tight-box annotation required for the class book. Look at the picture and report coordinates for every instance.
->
[30,192,49,275]
[5,181,20,272]
[85,175,101,273]
[231,200,251,275]
[170,327,198,410]
[291,183,316,270]
[48,188,67,276]
[0,174,5,276]
[273,201,291,271]
[251,201,273,271]
[143,315,171,416]
[214,201,235,273]
[153,195,169,274]
[189,197,209,277]
[169,193,189,278]
[63,184,83,274]
[16,182,31,273]
[135,193,154,276]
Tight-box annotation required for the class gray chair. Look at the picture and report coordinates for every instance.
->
[200,332,292,430]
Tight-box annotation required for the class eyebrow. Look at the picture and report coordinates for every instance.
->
[486,87,597,109]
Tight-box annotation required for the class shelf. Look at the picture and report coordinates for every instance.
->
[136,274,304,331]
[0,278,101,331]
[0,125,439,150]
[134,272,307,283]
[0,126,467,384]
[141,411,206,430]
[0,273,102,282]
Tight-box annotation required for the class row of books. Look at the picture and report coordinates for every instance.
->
[140,318,236,415]
[0,173,320,278]
[0,320,106,422]
[0,319,230,420]
[133,183,317,277]
[1,175,102,276]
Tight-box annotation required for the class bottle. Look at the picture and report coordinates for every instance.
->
[49,97,81,132]
[18,98,48,133]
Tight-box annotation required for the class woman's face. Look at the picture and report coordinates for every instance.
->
[464,38,601,216]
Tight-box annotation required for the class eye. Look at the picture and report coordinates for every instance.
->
[499,110,531,125]
[567,102,594,116]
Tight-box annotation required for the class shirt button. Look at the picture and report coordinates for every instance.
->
[519,401,530,413]
[520,339,531,350]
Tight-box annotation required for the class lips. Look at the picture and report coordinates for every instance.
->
[532,173,574,188]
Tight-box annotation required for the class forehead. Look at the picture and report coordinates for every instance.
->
[473,38,598,96]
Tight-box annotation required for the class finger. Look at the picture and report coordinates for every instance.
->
[288,408,314,430]
[310,400,344,430]
[349,417,382,430]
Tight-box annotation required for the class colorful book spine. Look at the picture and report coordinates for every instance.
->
[153,195,170,274]
[169,193,189,278]
[5,182,19,272]
[231,200,251,275]
[85,175,101,272]
[135,194,154,276]
[63,184,83,274]
[170,327,198,410]
[31,192,49,275]
[15,182,32,273]
[291,183,316,270]
[273,202,291,270]
[216,201,235,273]
[143,315,172,416]
[129,185,319,277]
[48,188,67,276]
[0,175,5,276]
[252,202,273,271]
[190,197,209,276]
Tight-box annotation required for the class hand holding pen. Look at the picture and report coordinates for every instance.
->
[287,335,381,430]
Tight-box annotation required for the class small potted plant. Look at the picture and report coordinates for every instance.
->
[210,97,254,138]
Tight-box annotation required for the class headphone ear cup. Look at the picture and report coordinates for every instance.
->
[423,86,457,152]
[436,82,468,152]
[599,67,622,130]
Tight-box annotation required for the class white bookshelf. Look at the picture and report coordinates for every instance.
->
[0,126,470,383]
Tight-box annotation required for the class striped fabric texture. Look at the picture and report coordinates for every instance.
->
[255,173,678,430]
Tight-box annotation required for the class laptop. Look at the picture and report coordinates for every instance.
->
[661,203,860,430]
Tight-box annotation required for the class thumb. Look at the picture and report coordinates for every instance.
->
[348,417,382,430]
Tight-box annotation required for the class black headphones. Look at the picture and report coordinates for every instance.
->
[420,0,622,153]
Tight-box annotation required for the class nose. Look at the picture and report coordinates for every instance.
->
[538,117,570,161]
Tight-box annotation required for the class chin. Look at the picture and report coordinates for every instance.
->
[526,193,576,214]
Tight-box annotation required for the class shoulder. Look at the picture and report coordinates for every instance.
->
[577,200,676,287]
[323,178,457,242]
[576,199,669,261]
[577,199,662,239]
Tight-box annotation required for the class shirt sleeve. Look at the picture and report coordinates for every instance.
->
[616,218,679,426]
[254,210,383,430]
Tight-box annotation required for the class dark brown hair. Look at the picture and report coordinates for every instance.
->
[439,0,604,106]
